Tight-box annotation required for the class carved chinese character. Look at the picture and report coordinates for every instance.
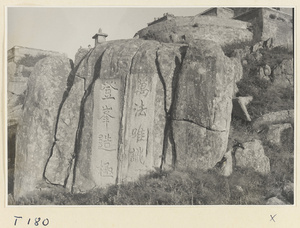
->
[98,133,113,150]
[133,100,147,117]
[99,105,114,129]
[132,125,147,143]
[100,81,118,100]
[98,160,114,177]
[135,78,150,97]
[129,147,145,165]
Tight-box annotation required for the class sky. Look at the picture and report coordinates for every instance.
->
[7,7,293,60]
[7,7,208,59]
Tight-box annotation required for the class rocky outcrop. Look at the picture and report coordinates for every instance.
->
[43,76,85,188]
[282,181,294,204]
[220,150,233,176]
[172,40,241,170]
[232,96,253,121]
[14,38,243,198]
[258,65,271,81]
[137,16,253,48]
[266,197,287,205]
[14,56,73,199]
[273,59,294,88]
[266,123,293,146]
[252,110,294,131]
[7,47,66,127]
[235,139,270,174]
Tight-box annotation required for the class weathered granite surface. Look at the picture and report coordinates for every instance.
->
[266,123,293,146]
[14,56,72,199]
[171,40,242,170]
[235,139,270,174]
[252,109,294,131]
[137,16,253,47]
[14,38,243,198]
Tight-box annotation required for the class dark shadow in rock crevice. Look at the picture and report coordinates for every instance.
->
[42,49,94,187]
[70,49,108,193]
[155,45,187,170]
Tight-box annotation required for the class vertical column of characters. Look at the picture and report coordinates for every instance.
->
[91,78,120,187]
[126,76,152,181]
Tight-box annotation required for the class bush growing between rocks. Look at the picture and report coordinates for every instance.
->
[237,77,294,119]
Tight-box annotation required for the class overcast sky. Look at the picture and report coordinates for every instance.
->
[7,7,293,60]
[7,7,209,59]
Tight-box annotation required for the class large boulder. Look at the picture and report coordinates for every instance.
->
[252,110,294,131]
[71,40,176,191]
[235,139,270,174]
[43,39,185,193]
[172,40,242,170]
[14,38,243,197]
[282,181,294,204]
[266,123,293,146]
[266,197,287,205]
[7,50,63,126]
[14,56,72,199]
[43,76,85,188]
[220,150,233,177]
[273,59,293,88]
[137,15,253,48]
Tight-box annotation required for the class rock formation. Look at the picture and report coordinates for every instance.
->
[14,56,73,198]
[235,139,270,174]
[13,37,242,198]
[252,109,294,131]
[219,150,233,177]
[266,123,293,146]
[137,15,252,47]
[9,8,294,204]
[273,59,294,88]
[266,197,287,205]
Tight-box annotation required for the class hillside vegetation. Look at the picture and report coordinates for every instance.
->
[10,43,294,206]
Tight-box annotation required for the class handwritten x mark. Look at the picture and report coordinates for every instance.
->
[270,214,277,222]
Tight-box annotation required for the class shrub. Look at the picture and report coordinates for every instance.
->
[222,40,255,56]
[259,47,293,69]
[236,45,294,119]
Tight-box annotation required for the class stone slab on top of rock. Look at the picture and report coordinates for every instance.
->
[235,139,270,174]
[232,96,253,121]
[252,109,294,131]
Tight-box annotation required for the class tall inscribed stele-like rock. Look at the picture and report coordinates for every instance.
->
[68,39,184,192]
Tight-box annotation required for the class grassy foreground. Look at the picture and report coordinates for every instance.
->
[9,45,294,206]
[13,153,293,206]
